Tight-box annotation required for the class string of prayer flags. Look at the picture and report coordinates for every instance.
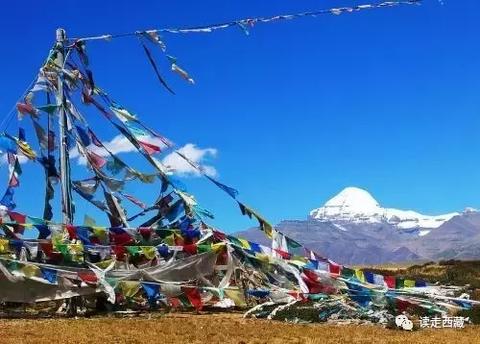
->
[77,1,422,43]
[238,201,273,239]
[205,176,239,199]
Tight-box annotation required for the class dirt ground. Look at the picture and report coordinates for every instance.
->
[0,313,477,344]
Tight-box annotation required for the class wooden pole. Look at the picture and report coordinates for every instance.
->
[55,28,73,224]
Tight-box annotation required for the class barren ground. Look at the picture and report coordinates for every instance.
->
[0,313,477,344]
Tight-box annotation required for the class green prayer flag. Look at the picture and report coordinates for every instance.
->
[126,246,141,257]
[38,104,59,115]
[341,267,355,278]
[197,244,212,253]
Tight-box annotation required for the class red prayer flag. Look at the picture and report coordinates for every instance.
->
[112,245,127,260]
[168,297,182,308]
[328,261,341,275]
[213,230,226,241]
[109,231,134,246]
[274,248,291,260]
[384,276,396,289]
[7,211,26,234]
[87,151,107,169]
[16,102,38,117]
[182,287,203,311]
[8,174,19,187]
[182,243,197,255]
[78,271,98,284]
[138,140,161,155]
[66,225,77,240]
[138,227,153,240]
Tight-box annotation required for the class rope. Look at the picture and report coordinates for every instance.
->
[69,0,422,43]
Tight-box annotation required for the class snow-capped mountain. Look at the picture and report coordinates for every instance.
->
[309,187,458,235]
[236,186,480,264]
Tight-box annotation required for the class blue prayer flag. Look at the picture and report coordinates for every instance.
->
[141,282,160,301]
[41,267,57,284]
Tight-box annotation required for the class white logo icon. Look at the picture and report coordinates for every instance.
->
[395,315,413,331]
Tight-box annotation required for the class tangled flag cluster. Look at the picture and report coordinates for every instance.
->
[1,0,478,323]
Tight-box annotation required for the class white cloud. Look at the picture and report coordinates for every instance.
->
[69,134,168,165]
[162,143,218,177]
[70,136,217,177]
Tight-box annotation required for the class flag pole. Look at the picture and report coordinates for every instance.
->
[55,28,73,224]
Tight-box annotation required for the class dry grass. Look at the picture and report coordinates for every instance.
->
[0,313,477,344]
[361,260,480,291]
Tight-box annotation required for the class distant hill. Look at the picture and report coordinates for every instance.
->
[236,187,480,265]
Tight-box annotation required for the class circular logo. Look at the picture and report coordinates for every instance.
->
[395,315,413,331]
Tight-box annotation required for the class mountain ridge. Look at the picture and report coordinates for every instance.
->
[236,186,480,265]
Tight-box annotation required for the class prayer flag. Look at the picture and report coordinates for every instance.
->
[182,287,203,311]
[142,282,161,302]
[40,267,57,284]
[384,276,396,289]
[138,140,161,155]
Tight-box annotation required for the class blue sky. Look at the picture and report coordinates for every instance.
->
[0,0,479,232]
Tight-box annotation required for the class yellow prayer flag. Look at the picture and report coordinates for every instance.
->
[225,288,247,307]
[238,238,251,250]
[355,269,365,283]
[163,233,175,246]
[118,281,141,298]
[0,239,9,253]
[141,246,157,260]
[92,226,108,241]
[256,253,270,263]
[211,242,226,253]
[22,264,40,278]
[404,279,416,288]
[95,259,113,269]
